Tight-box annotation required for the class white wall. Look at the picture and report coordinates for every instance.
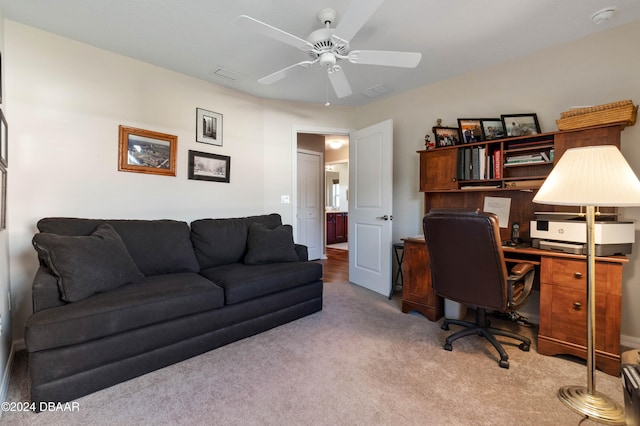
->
[0,5,14,405]
[357,20,640,344]
[4,21,356,342]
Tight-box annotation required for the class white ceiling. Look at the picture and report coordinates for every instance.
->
[1,0,639,107]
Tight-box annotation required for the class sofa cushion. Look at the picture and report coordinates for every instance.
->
[244,222,299,265]
[32,224,145,302]
[190,214,282,269]
[37,218,200,276]
[200,261,322,305]
[25,272,224,352]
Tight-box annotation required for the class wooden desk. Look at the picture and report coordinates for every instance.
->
[402,240,627,376]
[401,237,443,321]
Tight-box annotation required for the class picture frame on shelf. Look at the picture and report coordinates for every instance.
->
[188,150,230,183]
[501,113,541,137]
[0,165,6,230]
[432,126,460,147]
[196,108,223,146]
[0,109,7,168]
[457,118,484,143]
[118,125,177,177]
[480,119,505,140]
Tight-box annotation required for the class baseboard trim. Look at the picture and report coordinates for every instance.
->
[0,341,18,419]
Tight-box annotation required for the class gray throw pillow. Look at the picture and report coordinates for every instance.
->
[244,222,299,265]
[32,223,144,302]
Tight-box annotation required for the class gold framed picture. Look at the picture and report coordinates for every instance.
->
[118,125,177,177]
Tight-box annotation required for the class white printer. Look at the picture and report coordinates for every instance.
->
[530,212,635,256]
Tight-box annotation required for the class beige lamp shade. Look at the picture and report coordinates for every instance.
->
[533,145,640,207]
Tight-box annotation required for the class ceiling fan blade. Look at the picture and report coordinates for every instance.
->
[332,0,385,43]
[258,60,316,85]
[348,50,422,68]
[235,15,314,51]
[327,65,352,98]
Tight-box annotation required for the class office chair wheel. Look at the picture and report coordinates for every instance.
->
[499,359,510,369]
[444,343,452,351]
[519,342,530,352]
[441,323,449,331]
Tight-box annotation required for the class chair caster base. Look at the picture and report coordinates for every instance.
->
[444,343,452,351]
[441,323,449,331]
[499,359,510,369]
[519,343,530,351]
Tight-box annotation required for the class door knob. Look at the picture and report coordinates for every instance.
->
[376,215,389,221]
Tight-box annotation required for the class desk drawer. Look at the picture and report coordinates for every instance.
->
[543,284,609,349]
[541,257,622,294]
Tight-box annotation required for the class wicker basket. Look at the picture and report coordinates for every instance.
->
[556,99,638,130]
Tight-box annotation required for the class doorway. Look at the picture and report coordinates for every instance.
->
[294,128,350,260]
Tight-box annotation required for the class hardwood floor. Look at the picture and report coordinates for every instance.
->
[316,248,348,283]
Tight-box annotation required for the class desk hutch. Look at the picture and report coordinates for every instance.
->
[403,122,630,375]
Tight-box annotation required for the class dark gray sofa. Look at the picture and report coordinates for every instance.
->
[26,213,323,406]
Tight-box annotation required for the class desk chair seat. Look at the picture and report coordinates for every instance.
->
[423,209,535,369]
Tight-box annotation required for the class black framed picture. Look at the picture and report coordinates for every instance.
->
[0,108,6,168]
[457,119,483,143]
[432,126,460,147]
[188,150,230,183]
[501,113,541,137]
[480,119,505,140]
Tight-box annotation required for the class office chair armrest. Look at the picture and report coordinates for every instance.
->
[510,262,534,276]
[507,262,535,310]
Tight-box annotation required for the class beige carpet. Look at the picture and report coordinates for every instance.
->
[3,280,625,425]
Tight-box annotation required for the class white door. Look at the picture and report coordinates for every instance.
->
[296,150,323,260]
[348,120,393,296]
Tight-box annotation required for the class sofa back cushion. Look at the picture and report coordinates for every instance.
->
[37,218,200,276]
[32,224,145,302]
[190,214,282,269]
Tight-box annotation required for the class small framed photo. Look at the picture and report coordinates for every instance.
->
[501,113,541,137]
[0,109,7,168]
[188,150,230,183]
[118,125,177,177]
[0,165,6,230]
[457,118,483,143]
[480,119,505,140]
[196,108,223,146]
[432,126,460,147]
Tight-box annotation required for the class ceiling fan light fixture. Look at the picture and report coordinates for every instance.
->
[591,7,617,24]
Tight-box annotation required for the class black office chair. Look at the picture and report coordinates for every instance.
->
[422,208,535,368]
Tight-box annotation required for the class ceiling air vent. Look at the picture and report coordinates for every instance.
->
[361,84,393,98]
[210,67,244,82]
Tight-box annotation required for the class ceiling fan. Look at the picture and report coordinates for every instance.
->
[235,0,422,99]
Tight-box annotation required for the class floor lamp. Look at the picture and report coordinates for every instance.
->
[533,144,640,425]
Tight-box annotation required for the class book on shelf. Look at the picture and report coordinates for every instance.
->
[505,153,544,163]
[493,150,502,179]
[471,147,480,180]
[460,185,501,190]
[457,150,465,180]
[463,148,471,180]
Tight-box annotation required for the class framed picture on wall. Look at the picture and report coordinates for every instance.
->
[0,108,7,168]
[188,150,230,183]
[0,166,6,230]
[501,113,541,137]
[118,125,177,177]
[196,108,223,146]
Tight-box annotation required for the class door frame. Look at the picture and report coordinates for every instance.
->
[292,125,352,259]
[296,148,324,261]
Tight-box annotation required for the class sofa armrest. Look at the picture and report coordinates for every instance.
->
[294,244,308,262]
[32,266,66,313]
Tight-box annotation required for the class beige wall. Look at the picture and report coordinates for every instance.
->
[3,17,640,351]
[3,22,356,343]
[356,20,640,344]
